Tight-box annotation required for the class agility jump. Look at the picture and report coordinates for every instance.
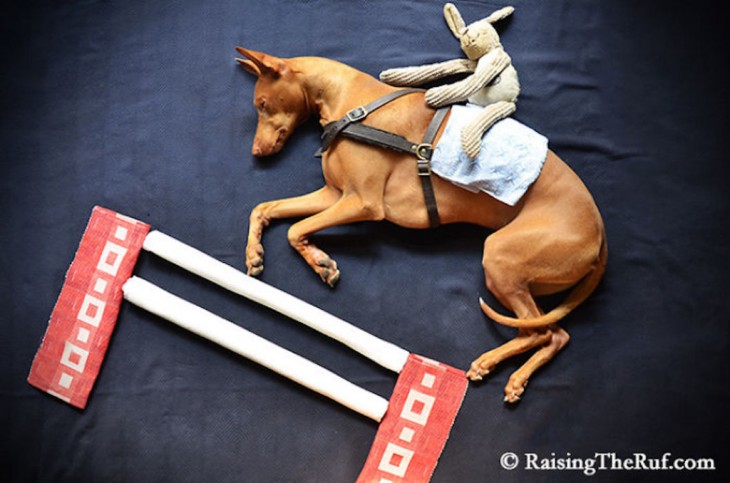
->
[28,206,467,482]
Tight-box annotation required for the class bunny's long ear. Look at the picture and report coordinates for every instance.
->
[485,6,515,24]
[444,3,467,38]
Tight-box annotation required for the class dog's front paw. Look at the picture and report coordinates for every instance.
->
[316,256,340,287]
[246,242,265,276]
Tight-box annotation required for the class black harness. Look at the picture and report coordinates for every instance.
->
[316,89,449,228]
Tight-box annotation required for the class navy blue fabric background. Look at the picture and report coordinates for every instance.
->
[2,1,728,481]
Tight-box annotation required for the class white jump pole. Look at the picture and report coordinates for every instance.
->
[122,276,389,422]
[142,230,410,374]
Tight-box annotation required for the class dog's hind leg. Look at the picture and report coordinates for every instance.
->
[467,328,552,381]
[503,326,570,402]
[468,229,572,400]
[466,282,554,385]
[467,261,553,383]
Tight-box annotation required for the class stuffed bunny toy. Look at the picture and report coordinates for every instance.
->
[380,3,519,159]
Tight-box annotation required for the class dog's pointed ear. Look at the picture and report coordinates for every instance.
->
[235,48,262,77]
[235,47,285,78]
[235,57,262,77]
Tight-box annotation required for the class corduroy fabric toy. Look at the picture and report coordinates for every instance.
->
[380,3,519,159]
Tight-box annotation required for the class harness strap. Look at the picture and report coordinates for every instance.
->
[319,88,424,153]
[335,123,416,154]
[334,107,448,228]
[418,107,449,228]
[316,89,449,228]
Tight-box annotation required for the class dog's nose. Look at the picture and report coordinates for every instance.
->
[252,141,266,156]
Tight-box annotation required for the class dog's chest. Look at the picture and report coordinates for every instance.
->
[320,153,347,189]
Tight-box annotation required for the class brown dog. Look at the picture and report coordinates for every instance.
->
[235,48,607,402]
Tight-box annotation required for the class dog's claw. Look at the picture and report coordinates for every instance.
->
[467,356,494,382]
[313,255,340,287]
[467,366,489,381]
[326,269,340,287]
[321,266,340,287]
[245,242,265,276]
[504,377,527,403]
[248,265,264,277]
[504,389,523,403]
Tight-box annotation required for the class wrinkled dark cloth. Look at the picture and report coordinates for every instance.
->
[1,1,727,482]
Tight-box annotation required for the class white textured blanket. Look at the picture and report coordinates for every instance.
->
[432,104,548,206]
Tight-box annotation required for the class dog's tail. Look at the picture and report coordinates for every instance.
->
[480,232,608,329]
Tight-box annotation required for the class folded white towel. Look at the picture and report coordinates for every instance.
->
[432,104,548,206]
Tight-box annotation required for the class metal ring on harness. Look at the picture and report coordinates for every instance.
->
[414,144,434,165]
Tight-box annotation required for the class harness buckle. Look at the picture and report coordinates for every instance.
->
[417,159,432,176]
[346,106,368,122]
[413,143,433,176]
[414,143,433,176]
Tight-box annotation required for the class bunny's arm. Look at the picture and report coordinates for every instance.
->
[424,49,511,107]
[379,58,476,87]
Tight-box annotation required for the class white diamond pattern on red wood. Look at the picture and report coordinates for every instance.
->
[357,354,468,483]
[27,206,150,409]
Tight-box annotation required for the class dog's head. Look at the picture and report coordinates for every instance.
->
[235,48,309,157]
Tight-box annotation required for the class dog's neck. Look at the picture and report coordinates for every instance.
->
[290,57,392,126]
